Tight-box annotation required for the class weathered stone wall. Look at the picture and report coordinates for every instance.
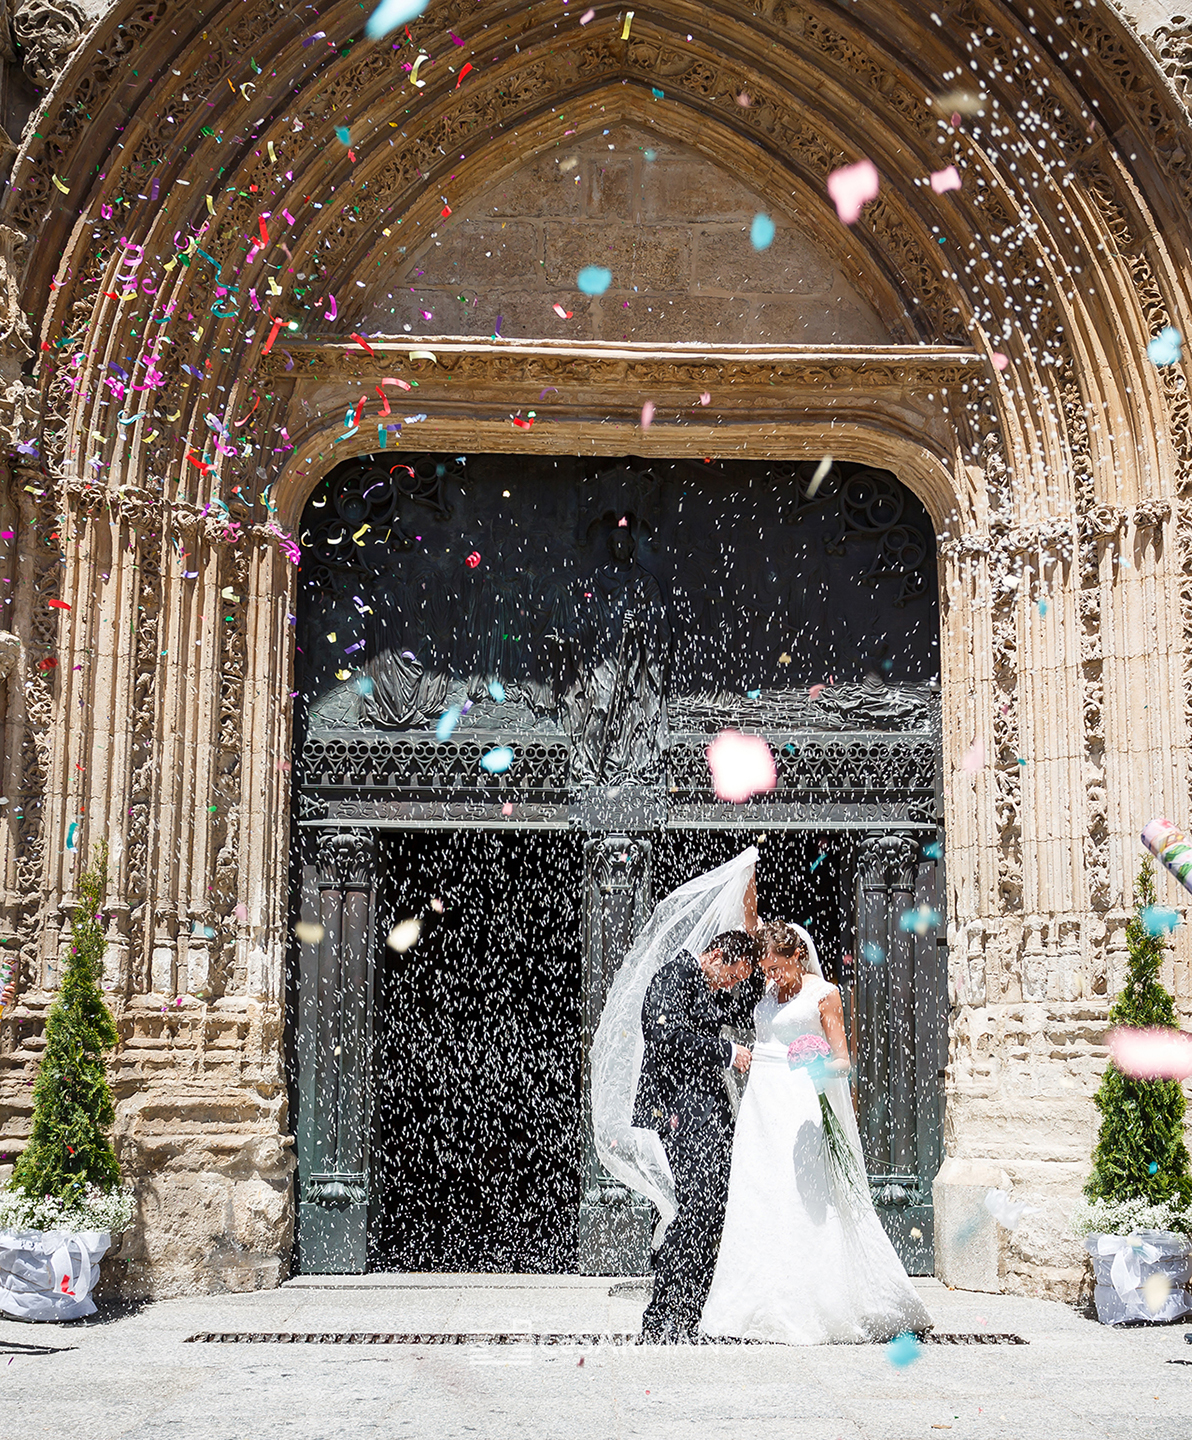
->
[365,125,889,345]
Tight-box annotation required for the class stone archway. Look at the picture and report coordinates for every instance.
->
[0,0,1189,1296]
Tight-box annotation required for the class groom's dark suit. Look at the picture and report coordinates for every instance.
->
[633,949,763,1339]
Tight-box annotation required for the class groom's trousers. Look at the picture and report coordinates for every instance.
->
[641,1110,735,1338]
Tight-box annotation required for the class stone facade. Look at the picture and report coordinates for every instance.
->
[0,0,1189,1299]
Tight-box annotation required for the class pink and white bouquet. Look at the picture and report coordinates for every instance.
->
[788,1035,862,1195]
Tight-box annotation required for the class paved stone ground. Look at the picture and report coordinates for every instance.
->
[0,1274,1189,1439]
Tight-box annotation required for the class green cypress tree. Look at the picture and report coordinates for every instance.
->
[1084,858,1192,1210]
[10,843,121,1206]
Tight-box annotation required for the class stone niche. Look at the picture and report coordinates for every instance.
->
[358,124,890,345]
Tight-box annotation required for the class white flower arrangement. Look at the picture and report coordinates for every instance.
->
[0,1183,134,1235]
[1070,1194,1192,1240]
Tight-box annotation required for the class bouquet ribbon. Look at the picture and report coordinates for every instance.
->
[1092,1233,1166,1299]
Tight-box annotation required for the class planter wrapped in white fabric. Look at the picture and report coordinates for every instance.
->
[1084,1230,1192,1325]
[0,1229,110,1321]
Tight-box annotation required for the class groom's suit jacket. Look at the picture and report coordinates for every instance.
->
[632,950,763,1134]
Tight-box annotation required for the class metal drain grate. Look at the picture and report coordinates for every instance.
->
[922,1333,1027,1345]
[186,1330,1027,1347]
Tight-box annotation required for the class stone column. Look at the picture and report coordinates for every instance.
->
[294,826,376,1273]
[855,831,939,1271]
[577,832,654,1276]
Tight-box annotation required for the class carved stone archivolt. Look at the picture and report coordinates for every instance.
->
[2,0,1192,1304]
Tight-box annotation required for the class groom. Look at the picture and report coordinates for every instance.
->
[633,928,763,1342]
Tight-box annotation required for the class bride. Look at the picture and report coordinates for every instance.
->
[591,846,931,1345]
[701,915,932,1344]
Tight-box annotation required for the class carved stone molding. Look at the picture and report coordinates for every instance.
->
[261,341,985,393]
[0,629,20,678]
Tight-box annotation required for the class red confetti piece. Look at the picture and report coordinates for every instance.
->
[352,395,366,425]
[37,657,58,671]
[455,63,473,88]
[47,599,71,611]
[441,205,452,218]
[351,333,376,356]
[465,551,482,568]
[512,415,534,429]
[261,316,285,355]
[258,216,269,246]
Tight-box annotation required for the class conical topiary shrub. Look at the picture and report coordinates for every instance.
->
[9,842,122,1211]
[1084,857,1192,1216]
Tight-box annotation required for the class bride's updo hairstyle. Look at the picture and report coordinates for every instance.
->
[761,920,808,969]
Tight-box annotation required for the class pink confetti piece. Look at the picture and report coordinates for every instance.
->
[323,293,337,321]
[826,159,880,224]
[580,6,595,19]
[992,352,1009,372]
[960,739,985,772]
[809,684,826,701]
[552,304,573,319]
[698,392,711,405]
[930,165,962,195]
[641,401,655,429]
[705,730,777,803]
[1110,1025,1192,1080]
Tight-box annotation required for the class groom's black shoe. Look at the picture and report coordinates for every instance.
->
[640,1319,691,1344]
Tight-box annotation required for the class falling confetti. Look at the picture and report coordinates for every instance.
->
[826,160,879,224]
[705,731,777,803]
[930,166,962,195]
[387,918,422,952]
[1147,327,1182,367]
[886,1332,920,1368]
[750,214,776,250]
[365,0,429,38]
[481,746,515,774]
[295,921,325,944]
[577,266,612,296]
[1109,1025,1192,1081]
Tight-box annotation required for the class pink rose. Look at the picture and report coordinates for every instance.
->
[787,1034,831,1067]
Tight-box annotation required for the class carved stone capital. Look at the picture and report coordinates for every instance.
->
[0,631,21,679]
[1133,500,1171,530]
[11,0,89,89]
[857,832,920,887]
[585,835,651,895]
[62,475,108,514]
[314,827,376,890]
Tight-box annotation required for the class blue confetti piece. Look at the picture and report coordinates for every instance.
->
[435,707,461,742]
[862,942,885,965]
[335,126,351,145]
[898,905,941,935]
[1038,598,1048,617]
[1142,904,1181,936]
[480,746,515,774]
[1149,1161,1160,1175]
[923,841,943,860]
[355,676,374,696]
[1148,326,1183,367]
[651,87,664,98]
[65,821,79,853]
[577,265,612,296]
[365,0,428,38]
[487,679,506,703]
[750,213,775,251]
[746,688,761,700]
[886,1332,921,1369]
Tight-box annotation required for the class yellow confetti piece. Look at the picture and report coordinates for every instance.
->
[409,349,438,363]
[267,277,283,295]
[621,9,634,38]
[51,175,70,194]
[410,51,429,86]
[221,587,241,601]
[353,523,370,543]
[206,194,216,215]
[166,409,181,421]
[144,431,159,443]
[335,668,352,680]
[267,141,277,162]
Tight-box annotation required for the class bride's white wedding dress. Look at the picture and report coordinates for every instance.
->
[701,974,933,1345]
